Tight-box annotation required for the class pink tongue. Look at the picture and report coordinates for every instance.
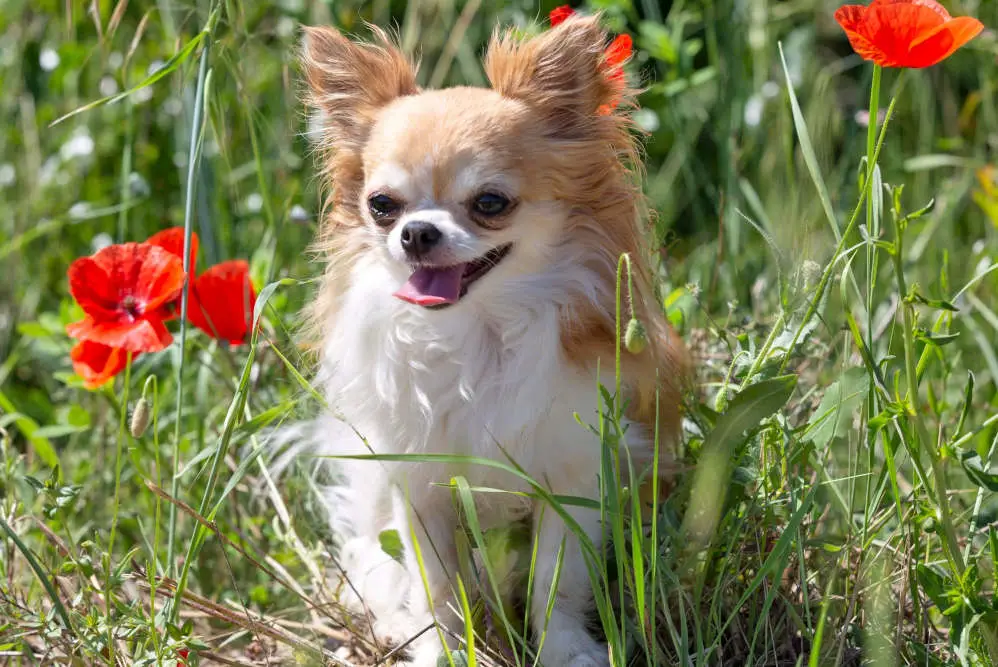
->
[393,264,467,306]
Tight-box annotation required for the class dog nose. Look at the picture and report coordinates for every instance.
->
[400,221,442,258]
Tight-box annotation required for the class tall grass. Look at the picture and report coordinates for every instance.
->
[2,1,998,665]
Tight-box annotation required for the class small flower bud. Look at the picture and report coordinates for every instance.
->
[130,397,150,438]
[624,317,648,355]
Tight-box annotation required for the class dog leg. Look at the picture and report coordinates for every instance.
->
[334,459,413,644]
[394,484,462,666]
[530,500,609,667]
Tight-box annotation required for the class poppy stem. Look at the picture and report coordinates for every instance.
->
[861,64,881,551]
[863,64,881,350]
[864,66,881,188]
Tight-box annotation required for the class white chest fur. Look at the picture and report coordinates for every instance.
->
[319,256,632,497]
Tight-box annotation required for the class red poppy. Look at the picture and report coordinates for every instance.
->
[188,260,257,345]
[70,341,130,389]
[834,0,984,69]
[548,6,633,114]
[147,227,199,273]
[548,4,575,26]
[147,227,200,320]
[66,243,184,352]
[598,34,632,114]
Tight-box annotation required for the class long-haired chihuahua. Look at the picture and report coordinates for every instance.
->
[292,13,689,666]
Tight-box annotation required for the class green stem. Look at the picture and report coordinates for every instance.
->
[116,101,134,243]
[105,352,132,663]
[863,66,882,336]
[146,375,163,661]
[861,64,881,558]
[891,216,964,574]
[950,411,998,451]
[777,72,905,375]
[742,311,784,383]
[166,10,216,581]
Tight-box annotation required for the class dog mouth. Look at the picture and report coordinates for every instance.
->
[393,243,513,308]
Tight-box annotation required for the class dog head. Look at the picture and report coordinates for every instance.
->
[301,15,640,311]
[301,15,689,431]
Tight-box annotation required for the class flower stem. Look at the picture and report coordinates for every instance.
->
[864,65,881,353]
[861,64,881,549]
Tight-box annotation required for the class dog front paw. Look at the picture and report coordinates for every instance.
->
[537,628,610,667]
[338,536,410,617]
[372,609,420,648]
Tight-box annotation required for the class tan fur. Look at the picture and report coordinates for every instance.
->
[301,15,690,441]
[299,24,419,348]
[485,17,690,442]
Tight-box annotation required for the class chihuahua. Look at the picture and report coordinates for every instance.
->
[294,14,688,667]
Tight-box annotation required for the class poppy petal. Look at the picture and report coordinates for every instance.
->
[188,260,257,346]
[82,243,186,318]
[67,316,172,353]
[147,227,200,274]
[835,2,982,69]
[129,244,187,314]
[870,0,951,21]
[549,5,575,26]
[907,16,984,67]
[70,341,131,389]
[68,256,120,320]
[835,6,892,66]
[604,33,633,69]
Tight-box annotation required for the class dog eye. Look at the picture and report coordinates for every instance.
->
[368,193,402,222]
[471,192,510,217]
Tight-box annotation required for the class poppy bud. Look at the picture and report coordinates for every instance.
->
[624,317,648,355]
[130,397,150,438]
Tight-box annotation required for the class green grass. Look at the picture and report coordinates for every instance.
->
[3,0,998,665]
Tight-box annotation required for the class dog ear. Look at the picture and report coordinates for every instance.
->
[300,25,419,152]
[484,15,621,135]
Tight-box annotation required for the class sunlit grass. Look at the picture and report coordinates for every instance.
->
[2,1,998,665]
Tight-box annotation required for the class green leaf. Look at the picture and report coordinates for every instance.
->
[34,425,89,439]
[378,529,404,563]
[0,515,75,633]
[710,375,798,445]
[638,21,677,63]
[438,650,469,667]
[955,371,975,440]
[916,564,950,612]
[805,367,869,447]
[778,43,840,242]
[50,29,208,127]
[725,487,818,630]
[682,376,797,541]
[16,322,50,338]
[0,390,59,468]
[961,449,998,492]
[910,290,959,312]
[63,405,91,428]
[915,329,960,347]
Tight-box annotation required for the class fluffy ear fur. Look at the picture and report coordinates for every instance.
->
[484,15,622,134]
[300,25,419,153]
